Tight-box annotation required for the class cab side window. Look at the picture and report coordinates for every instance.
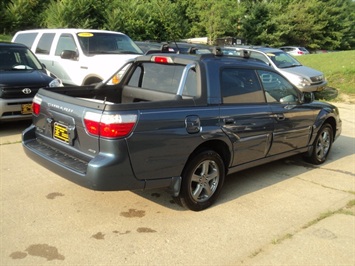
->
[36,33,55,55]
[258,70,299,103]
[55,34,77,56]
[221,68,265,103]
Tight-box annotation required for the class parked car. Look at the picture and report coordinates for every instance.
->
[221,46,326,92]
[0,42,62,122]
[279,46,310,56]
[167,42,213,54]
[135,41,212,55]
[23,50,341,211]
[135,41,168,53]
[12,29,143,86]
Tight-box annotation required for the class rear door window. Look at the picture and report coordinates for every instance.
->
[221,68,265,103]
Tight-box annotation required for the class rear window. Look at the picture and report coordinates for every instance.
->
[127,62,198,97]
[13,32,38,49]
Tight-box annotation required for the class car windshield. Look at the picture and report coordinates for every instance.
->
[77,32,143,55]
[0,46,43,71]
[266,51,302,68]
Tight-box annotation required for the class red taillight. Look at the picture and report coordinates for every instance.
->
[32,95,42,115]
[298,51,304,55]
[151,56,173,64]
[84,112,137,138]
[100,122,136,138]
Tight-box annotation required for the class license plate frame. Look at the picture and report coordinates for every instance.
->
[21,103,32,115]
[53,122,70,144]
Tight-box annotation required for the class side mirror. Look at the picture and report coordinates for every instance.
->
[302,92,315,103]
[60,50,78,60]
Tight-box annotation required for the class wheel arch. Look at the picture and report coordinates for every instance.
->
[83,75,103,85]
[324,116,337,140]
[184,139,231,174]
[311,114,337,145]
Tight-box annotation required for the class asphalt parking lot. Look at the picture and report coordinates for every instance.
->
[1,103,354,265]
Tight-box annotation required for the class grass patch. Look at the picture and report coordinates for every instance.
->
[272,199,355,246]
[346,199,355,208]
[249,248,263,258]
[297,51,355,100]
[302,199,355,229]
[0,140,22,145]
[272,233,293,245]
[0,34,12,42]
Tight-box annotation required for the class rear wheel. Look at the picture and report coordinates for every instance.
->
[174,150,225,211]
[304,123,333,165]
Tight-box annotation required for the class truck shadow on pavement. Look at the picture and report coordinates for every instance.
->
[0,120,31,136]
[133,134,354,211]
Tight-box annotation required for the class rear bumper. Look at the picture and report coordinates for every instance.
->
[22,125,169,191]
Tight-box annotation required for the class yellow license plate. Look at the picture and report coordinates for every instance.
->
[21,103,32,114]
[53,122,69,144]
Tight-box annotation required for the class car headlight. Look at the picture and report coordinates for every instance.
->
[295,76,311,87]
[49,78,63,87]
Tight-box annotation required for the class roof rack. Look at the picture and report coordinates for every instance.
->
[212,47,223,56]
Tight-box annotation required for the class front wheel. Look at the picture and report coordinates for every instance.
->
[174,150,225,211]
[304,123,333,165]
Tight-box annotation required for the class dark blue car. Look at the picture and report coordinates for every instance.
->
[0,42,62,122]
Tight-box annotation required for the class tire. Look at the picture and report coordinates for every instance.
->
[304,123,333,165]
[174,150,225,211]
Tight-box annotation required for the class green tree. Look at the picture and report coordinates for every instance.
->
[103,0,155,40]
[2,0,47,34]
[241,1,283,46]
[42,0,106,29]
[185,0,244,44]
[1,0,354,50]
[104,0,188,41]
[318,0,355,50]
[240,0,355,50]
[276,0,326,49]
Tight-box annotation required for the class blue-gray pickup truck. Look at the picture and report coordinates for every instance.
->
[22,49,342,211]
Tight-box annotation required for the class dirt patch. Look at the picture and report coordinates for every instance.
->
[315,87,355,104]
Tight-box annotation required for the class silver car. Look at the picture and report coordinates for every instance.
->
[221,46,326,92]
[279,46,310,56]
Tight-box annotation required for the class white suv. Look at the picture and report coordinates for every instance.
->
[12,29,143,86]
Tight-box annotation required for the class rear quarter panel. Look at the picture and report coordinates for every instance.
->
[127,106,228,180]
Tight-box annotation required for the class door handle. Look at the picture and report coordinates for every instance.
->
[224,118,235,125]
[274,114,285,121]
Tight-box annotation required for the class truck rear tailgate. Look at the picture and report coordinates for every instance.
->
[29,91,105,161]
[22,89,145,190]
